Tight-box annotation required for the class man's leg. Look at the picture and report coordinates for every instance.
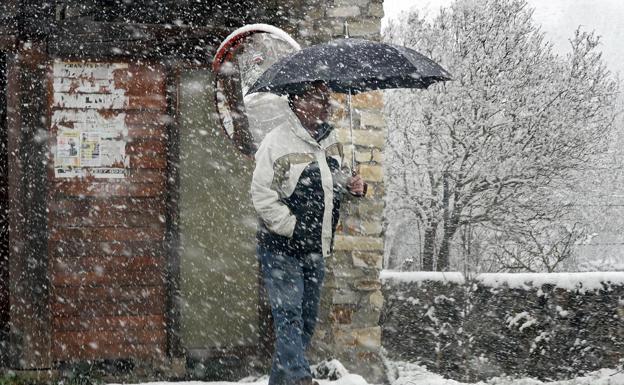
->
[301,252,325,350]
[258,246,311,385]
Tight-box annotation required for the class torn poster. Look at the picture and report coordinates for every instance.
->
[52,60,129,179]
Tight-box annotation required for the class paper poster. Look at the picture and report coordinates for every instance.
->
[90,168,126,179]
[99,138,126,167]
[80,132,101,167]
[52,61,129,179]
[56,130,81,167]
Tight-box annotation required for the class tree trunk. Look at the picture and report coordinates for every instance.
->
[422,224,437,270]
[438,172,451,271]
[438,237,450,271]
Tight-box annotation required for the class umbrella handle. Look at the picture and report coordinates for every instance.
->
[347,88,368,197]
[348,89,356,172]
[348,168,368,198]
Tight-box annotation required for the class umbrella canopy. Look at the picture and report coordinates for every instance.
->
[246,38,451,95]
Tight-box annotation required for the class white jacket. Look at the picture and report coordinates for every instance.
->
[251,107,347,259]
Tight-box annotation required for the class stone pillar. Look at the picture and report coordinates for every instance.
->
[283,0,387,383]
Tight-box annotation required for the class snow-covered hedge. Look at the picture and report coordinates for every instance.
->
[380,271,624,382]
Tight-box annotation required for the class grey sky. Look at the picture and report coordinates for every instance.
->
[383,0,624,77]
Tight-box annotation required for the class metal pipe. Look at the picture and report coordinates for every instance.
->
[343,20,356,173]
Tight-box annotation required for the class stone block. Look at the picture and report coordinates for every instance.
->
[361,182,384,198]
[371,148,383,163]
[347,19,381,39]
[327,6,361,18]
[357,201,384,220]
[353,91,384,109]
[332,250,353,267]
[341,216,361,235]
[354,352,387,384]
[339,109,372,131]
[332,287,361,305]
[334,113,362,131]
[333,91,384,110]
[333,325,358,347]
[304,8,326,20]
[334,0,370,7]
[334,235,383,251]
[353,326,382,350]
[355,279,382,291]
[352,305,382,327]
[368,2,384,18]
[333,276,362,292]
[336,128,385,148]
[334,264,369,279]
[331,20,349,38]
[361,220,383,236]
[345,147,382,165]
[353,251,383,269]
[342,216,382,236]
[330,304,356,324]
[309,24,335,43]
[359,109,386,129]
[369,289,384,309]
[359,164,383,182]
[354,149,373,163]
[329,330,387,384]
[339,199,359,218]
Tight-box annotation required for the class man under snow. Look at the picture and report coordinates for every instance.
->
[251,80,365,385]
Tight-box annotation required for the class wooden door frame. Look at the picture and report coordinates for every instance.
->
[164,63,183,359]
[0,50,9,367]
[6,42,52,369]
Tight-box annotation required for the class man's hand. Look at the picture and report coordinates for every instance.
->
[347,174,366,196]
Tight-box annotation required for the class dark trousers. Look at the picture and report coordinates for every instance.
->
[257,245,325,385]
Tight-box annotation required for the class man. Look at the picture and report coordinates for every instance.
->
[251,81,365,385]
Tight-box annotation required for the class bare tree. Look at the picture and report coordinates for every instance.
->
[383,0,619,271]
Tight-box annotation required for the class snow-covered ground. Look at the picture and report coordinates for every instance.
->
[386,360,624,385]
[108,359,624,385]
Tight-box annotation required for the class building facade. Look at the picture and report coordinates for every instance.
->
[0,0,386,382]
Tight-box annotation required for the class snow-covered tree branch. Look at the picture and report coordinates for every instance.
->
[383,0,620,272]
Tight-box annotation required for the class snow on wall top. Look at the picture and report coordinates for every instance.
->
[380,271,466,284]
[476,272,624,292]
[381,270,624,292]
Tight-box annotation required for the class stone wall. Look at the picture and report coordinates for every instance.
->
[381,272,624,382]
[279,0,387,383]
[288,0,384,45]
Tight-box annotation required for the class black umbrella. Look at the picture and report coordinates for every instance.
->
[246,37,451,95]
[246,31,451,175]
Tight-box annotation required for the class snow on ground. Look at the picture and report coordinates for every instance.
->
[386,360,624,385]
[107,359,624,385]
[107,374,368,385]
